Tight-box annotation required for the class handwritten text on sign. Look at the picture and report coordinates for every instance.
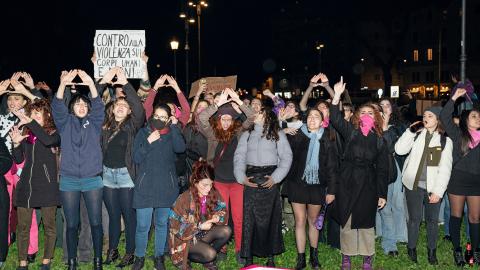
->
[189,76,238,98]
[94,30,145,79]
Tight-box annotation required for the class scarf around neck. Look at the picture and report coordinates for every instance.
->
[300,124,324,184]
[469,129,480,149]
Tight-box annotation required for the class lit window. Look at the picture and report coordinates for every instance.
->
[427,48,433,61]
[413,50,419,62]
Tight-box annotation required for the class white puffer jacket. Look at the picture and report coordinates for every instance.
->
[395,129,453,197]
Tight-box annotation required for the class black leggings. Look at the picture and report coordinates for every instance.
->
[188,225,231,264]
[103,187,136,254]
[449,194,480,250]
[61,189,103,260]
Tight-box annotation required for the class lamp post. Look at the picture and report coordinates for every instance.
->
[189,1,208,78]
[460,0,467,83]
[316,43,325,71]
[170,40,179,79]
[179,12,196,96]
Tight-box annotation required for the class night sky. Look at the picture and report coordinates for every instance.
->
[0,0,446,91]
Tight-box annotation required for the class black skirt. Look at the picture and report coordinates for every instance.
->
[286,179,325,205]
[447,169,480,196]
[241,185,284,257]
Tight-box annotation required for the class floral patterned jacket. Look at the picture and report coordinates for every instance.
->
[168,189,227,268]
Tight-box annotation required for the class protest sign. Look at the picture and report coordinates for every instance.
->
[94,30,145,79]
[189,75,237,98]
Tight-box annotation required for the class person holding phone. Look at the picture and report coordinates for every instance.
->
[169,160,231,269]
[395,107,453,265]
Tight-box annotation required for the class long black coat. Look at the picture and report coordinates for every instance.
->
[13,121,60,208]
[329,105,389,229]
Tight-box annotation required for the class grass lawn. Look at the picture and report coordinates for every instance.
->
[2,223,472,269]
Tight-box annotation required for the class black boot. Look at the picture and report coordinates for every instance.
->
[453,248,466,266]
[244,257,253,267]
[27,253,36,263]
[67,258,77,270]
[93,257,102,270]
[153,256,165,270]
[295,253,306,270]
[103,249,119,264]
[116,253,134,268]
[474,249,480,265]
[407,248,417,263]
[131,256,145,270]
[427,248,438,265]
[309,246,320,269]
[266,256,275,267]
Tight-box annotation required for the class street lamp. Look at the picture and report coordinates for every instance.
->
[179,10,196,96]
[190,1,208,78]
[316,43,325,71]
[170,40,179,79]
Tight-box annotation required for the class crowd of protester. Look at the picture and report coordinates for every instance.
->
[0,56,479,270]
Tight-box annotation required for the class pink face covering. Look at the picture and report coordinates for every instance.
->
[469,129,480,149]
[359,115,375,136]
[174,106,182,119]
[322,117,330,128]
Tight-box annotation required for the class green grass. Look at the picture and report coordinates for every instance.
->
[2,223,473,269]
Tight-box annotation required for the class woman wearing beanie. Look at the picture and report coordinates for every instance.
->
[198,88,255,262]
[440,88,480,266]
[395,106,453,265]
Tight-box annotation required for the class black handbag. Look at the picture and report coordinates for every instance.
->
[246,165,277,187]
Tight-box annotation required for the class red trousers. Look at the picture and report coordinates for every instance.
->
[214,181,244,252]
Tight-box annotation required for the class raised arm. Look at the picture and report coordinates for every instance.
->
[330,77,354,139]
[440,89,464,142]
[166,75,191,127]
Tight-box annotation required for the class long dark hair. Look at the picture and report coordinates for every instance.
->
[379,98,404,126]
[189,160,219,221]
[459,109,480,156]
[103,97,133,131]
[248,108,280,141]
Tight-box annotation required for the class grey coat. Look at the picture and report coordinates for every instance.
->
[234,124,293,184]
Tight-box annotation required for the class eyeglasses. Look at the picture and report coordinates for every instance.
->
[153,115,169,121]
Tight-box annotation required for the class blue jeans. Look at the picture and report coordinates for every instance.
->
[442,196,470,238]
[61,188,103,260]
[103,166,134,188]
[135,207,170,257]
[376,162,408,253]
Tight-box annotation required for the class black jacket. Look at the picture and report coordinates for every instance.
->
[13,121,60,208]
[285,128,338,192]
[329,104,389,229]
[101,83,145,180]
[440,99,480,175]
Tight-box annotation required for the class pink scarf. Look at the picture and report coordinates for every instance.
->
[469,129,480,149]
[200,196,207,215]
[360,115,375,136]
[26,131,37,144]
[322,117,330,128]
